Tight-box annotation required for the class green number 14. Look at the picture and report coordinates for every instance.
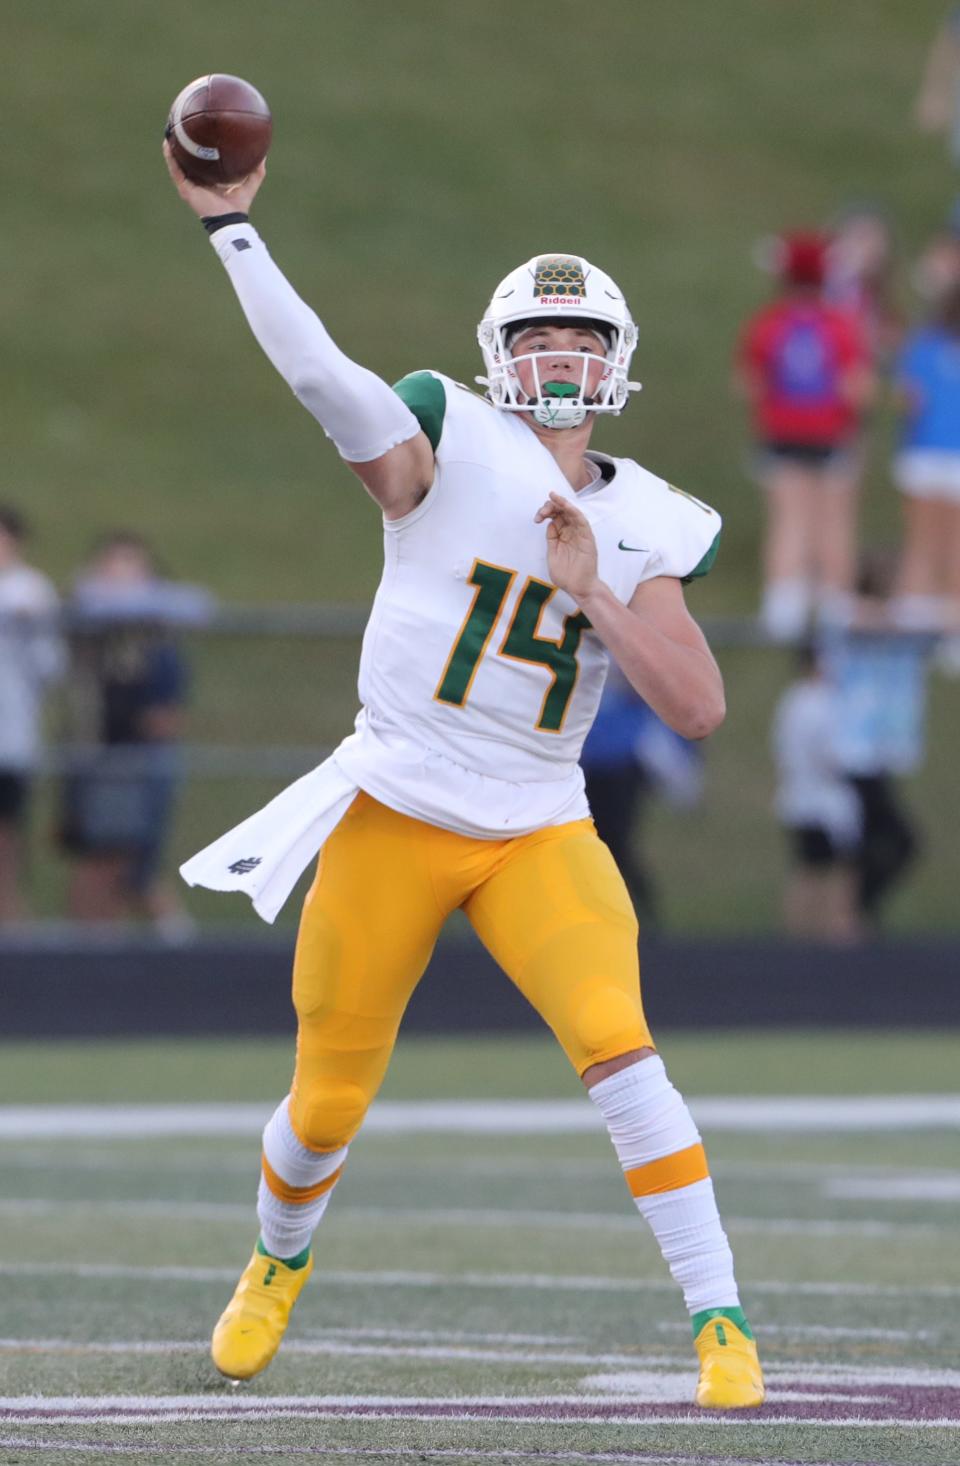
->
[435,559,590,733]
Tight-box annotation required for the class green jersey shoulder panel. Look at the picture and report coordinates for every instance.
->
[393,371,447,452]
[682,526,722,584]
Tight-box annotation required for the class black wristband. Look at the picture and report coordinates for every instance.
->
[202,212,250,235]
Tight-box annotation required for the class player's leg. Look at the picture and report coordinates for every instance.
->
[212,793,448,1380]
[464,819,763,1409]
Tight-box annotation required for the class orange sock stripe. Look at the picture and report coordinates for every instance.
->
[261,1153,344,1205]
[625,1142,709,1198]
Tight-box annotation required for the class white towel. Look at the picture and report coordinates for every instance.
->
[179,756,358,923]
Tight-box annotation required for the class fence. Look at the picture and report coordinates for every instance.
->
[2,604,958,938]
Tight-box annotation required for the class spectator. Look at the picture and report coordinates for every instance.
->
[58,532,209,932]
[0,507,65,922]
[822,552,932,933]
[911,202,960,305]
[825,204,902,365]
[891,278,960,666]
[914,5,960,165]
[735,231,874,641]
[582,668,703,930]
[771,644,862,944]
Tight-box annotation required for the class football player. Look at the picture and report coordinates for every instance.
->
[164,142,764,1410]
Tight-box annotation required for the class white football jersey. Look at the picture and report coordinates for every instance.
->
[333,371,720,837]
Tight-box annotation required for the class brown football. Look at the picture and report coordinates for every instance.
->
[165,74,272,186]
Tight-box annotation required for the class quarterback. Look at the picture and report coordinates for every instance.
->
[164,143,764,1410]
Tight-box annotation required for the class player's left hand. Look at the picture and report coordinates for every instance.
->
[534,491,600,604]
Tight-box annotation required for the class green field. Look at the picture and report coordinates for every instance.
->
[8,0,960,934]
[2,1032,959,1464]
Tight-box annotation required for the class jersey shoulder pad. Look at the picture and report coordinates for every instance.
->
[392,371,491,452]
[637,467,722,584]
[392,370,447,451]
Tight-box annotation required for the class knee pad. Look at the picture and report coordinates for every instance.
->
[290,1077,371,1152]
[571,982,651,1063]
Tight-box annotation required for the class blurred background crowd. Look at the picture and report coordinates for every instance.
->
[3,1,960,948]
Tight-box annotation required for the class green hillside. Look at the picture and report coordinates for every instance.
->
[7,0,960,932]
[5,0,951,598]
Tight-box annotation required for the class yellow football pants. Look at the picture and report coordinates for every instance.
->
[288,791,652,1152]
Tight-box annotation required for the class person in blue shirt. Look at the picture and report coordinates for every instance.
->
[581,668,703,930]
[892,281,960,645]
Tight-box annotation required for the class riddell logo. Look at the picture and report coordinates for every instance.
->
[538,296,583,306]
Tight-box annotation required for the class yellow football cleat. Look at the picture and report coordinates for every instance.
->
[693,1316,765,1409]
[211,1247,314,1381]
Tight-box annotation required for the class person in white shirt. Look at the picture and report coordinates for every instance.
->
[163,141,763,1409]
[771,644,862,942]
[0,506,64,922]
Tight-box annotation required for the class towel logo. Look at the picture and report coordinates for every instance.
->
[228,856,262,875]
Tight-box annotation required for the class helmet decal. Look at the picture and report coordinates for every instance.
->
[476,252,642,429]
[532,255,588,299]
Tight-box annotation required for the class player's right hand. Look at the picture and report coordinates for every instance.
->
[162,140,266,218]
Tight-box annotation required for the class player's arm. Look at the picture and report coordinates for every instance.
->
[162,144,434,519]
[535,492,725,740]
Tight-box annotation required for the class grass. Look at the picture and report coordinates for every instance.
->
[6,0,947,596]
[7,0,960,936]
[1,1032,959,1464]
[3,1029,960,1103]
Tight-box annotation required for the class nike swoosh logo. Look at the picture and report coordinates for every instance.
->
[618,540,648,552]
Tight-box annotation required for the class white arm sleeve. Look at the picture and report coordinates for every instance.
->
[209,222,421,463]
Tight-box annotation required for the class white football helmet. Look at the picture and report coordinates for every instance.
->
[477,253,640,429]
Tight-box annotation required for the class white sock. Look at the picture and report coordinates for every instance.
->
[760,579,812,641]
[889,593,946,631]
[815,588,855,628]
[589,1058,740,1315]
[257,1096,347,1259]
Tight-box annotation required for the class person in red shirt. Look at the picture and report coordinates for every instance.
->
[736,232,874,639]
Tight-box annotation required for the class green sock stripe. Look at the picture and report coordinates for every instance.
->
[691,1305,754,1341]
[256,1235,311,1271]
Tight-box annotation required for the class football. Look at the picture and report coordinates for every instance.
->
[165,74,272,187]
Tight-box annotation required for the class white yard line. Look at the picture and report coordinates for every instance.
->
[5,1366,960,1393]
[825,1175,960,1202]
[0,1442,885,1465]
[0,1196,953,1239]
[0,1409,958,1431]
[0,1444,791,1465]
[1,1151,953,1188]
[656,1322,938,1341]
[2,1259,959,1299]
[0,1338,687,1369]
[2,1095,959,1139]
[2,1376,960,1431]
